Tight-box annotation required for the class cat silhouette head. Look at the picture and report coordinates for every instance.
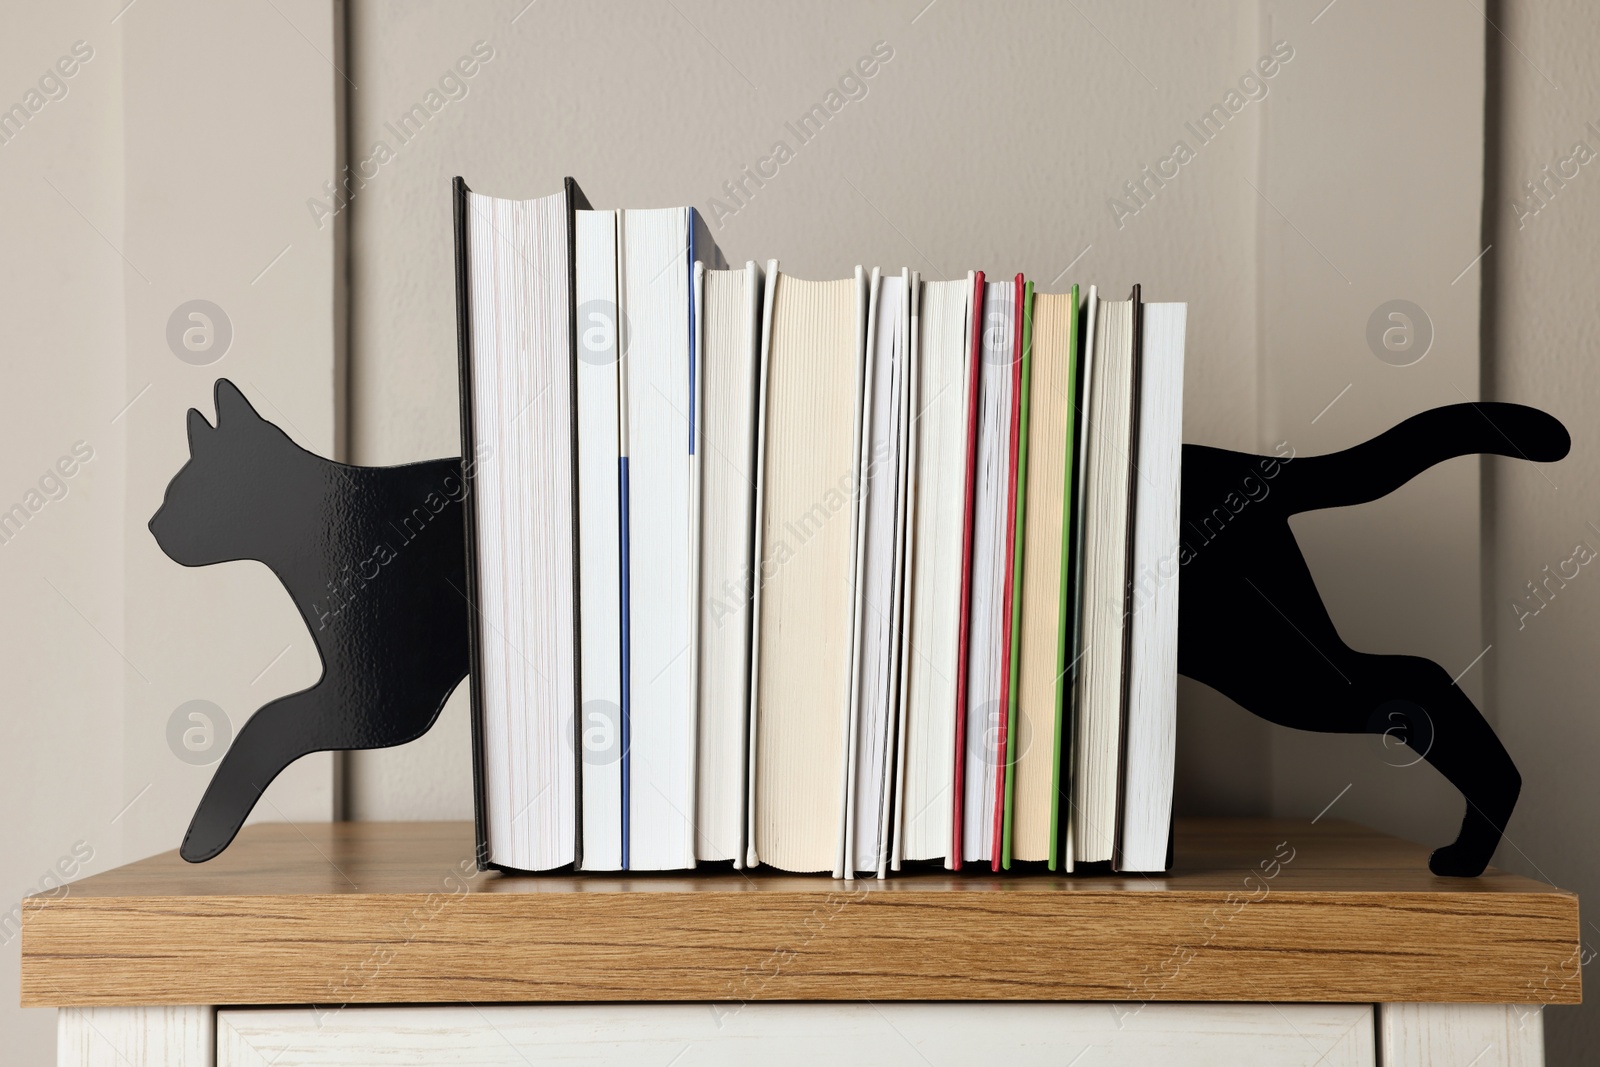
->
[149,379,304,567]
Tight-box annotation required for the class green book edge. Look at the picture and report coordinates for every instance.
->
[1001,281,1035,868]
[1047,284,1081,871]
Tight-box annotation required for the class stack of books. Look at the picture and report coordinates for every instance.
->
[454,178,1186,878]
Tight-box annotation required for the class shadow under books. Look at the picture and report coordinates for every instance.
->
[150,379,1569,876]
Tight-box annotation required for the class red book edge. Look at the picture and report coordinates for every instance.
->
[991,274,1026,870]
[950,270,986,870]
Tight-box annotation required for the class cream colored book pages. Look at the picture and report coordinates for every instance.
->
[898,277,972,864]
[696,264,758,863]
[751,272,862,873]
[1072,296,1135,864]
[1012,291,1075,862]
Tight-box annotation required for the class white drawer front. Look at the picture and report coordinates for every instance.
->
[218,1002,1375,1066]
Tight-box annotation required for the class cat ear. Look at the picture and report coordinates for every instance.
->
[187,408,215,451]
[213,378,264,428]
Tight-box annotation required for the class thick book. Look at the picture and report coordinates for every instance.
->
[746,264,869,874]
[618,207,722,871]
[454,176,588,873]
[1072,286,1142,864]
[1024,287,1088,870]
[1009,284,1081,867]
[694,260,764,865]
[893,274,974,869]
[1117,300,1186,873]
[959,275,1023,867]
[846,268,911,877]
[575,208,623,871]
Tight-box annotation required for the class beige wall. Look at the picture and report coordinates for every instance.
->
[0,8,126,1058]
[1,2,340,1061]
[117,0,340,865]
[1256,0,1488,853]
[1486,1,1600,1059]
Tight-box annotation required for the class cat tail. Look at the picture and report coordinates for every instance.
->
[1275,402,1569,515]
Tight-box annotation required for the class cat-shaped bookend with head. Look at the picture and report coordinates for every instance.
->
[149,379,470,861]
[151,379,1567,876]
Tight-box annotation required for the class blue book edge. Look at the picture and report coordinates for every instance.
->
[619,455,631,869]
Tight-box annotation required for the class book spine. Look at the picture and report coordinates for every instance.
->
[999,278,1032,869]
[889,271,921,872]
[1048,284,1081,872]
[451,177,493,873]
[744,262,781,870]
[991,275,1024,868]
[883,268,915,879]
[949,270,985,870]
[565,177,591,873]
[686,254,704,871]
[1063,286,1098,874]
[734,261,764,870]
[619,454,631,870]
[616,212,632,871]
[837,264,871,880]
[843,268,882,877]
[1111,285,1145,872]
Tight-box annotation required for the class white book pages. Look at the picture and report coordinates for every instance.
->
[466,188,577,872]
[847,270,906,875]
[882,270,915,878]
[898,276,972,865]
[574,209,623,870]
[961,279,1017,865]
[1073,293,1136,864]
[621,207,698,870]
[1119,302,1186,872]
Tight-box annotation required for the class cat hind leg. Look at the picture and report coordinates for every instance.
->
[1353,654,1520,877]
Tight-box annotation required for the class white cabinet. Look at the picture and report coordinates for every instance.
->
[214,1003,1377,1067]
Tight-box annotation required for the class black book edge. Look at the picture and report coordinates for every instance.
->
[454,176,591,875]
[452,176,493,873]
[565,177,591,874]
[1055,285,1088,871]
[1111,283,1145,873]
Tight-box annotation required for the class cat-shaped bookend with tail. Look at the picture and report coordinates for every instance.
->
[152,378,1568,875]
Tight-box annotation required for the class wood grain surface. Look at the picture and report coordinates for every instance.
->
[21,818,1580,1007]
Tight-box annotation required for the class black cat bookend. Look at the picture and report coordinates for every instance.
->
[149,379,471,862]
[151,378,1569,875]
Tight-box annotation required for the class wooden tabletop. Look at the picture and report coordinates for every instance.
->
[21,818,1580,1008]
